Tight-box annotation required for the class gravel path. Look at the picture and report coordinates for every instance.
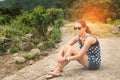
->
[2,26,120,80]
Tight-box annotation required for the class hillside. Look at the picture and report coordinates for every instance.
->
[0,0,59,11]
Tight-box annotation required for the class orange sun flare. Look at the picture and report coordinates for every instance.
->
[73,3,108,23]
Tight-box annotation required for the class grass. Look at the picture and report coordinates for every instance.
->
[17,65,25,70]
[88,22,116,37]
[24,53,37,60]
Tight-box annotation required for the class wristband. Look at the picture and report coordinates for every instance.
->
[64,56,70,61]
[67,56,70,61]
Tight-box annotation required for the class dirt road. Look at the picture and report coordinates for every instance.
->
[2,26,120,80]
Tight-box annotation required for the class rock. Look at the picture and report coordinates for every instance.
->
[14,56,26,64]
[29,60,34,65]
[7,49,10,54]
[25,34,33,39]
[30,48,40,55]
[37,43,43,47]
[40,51,48,56]
[0,37,11,44]
[112,30,119,34]
[21,42,34,51]
[0,37,11,53]
[13,53,19,57]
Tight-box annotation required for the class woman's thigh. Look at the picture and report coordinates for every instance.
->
[65,46,88,68]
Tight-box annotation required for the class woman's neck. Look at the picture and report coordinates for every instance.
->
[80,32,87,39]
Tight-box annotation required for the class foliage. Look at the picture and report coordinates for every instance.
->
[16,65,25,70]
[15,60,24,64]
[10,47,20,53]
[24,53,37,60]
[39,40,55,51]
[48,28,62,43]
[111,0,120,19]
[0,35,12,55]
[0,2,21,17]
[0,15,11,24]
[0,5,64,54]
[0,39,11,55]
[47,20,63,43]
[16,12,31,26]
[113,19,120,26]
[30,6,64,38]
[9,39,21,53]
[89,23,114,37]
[15,6,64,39]
[10,20,37,36]
[0,0,60,11]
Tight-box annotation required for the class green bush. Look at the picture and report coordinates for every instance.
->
[15,60,24,64]
[39,40,55,51]
[17,65,25,70]
[10,20,36,35]
[47,19,63,43]
[16,12,31,26]
[30,6,64,38]
[0,15,11,25]
[0,38,12,55]
[113,19,120,25]
[4,28,22,38]
[48,28,62,43]
[0,51,4,56]
[10,40,21,53]
[24,53,37,60]
[10,46,20,53]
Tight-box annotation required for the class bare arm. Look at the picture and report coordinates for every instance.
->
[68,36,96,60]
[59,35,78,56]
[66,35,78,46]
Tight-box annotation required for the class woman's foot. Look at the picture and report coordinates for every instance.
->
[46,72,62,79]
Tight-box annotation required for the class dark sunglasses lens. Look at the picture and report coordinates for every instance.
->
[74,27,81,30]
[74,27,77,30]
[78,27,81,30]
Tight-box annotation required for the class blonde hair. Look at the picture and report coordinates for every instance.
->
[77,20,92,34]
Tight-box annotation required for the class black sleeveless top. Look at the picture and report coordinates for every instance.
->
[78,35,101,65]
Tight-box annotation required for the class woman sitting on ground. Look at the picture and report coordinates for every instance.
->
[46,20,101,79]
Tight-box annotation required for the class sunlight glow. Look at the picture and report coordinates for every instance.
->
[73,3,109,23]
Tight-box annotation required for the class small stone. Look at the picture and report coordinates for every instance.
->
[37,43,43,47]
[14,56,26,63]
[30,48,40,54]
[40,51,48,56]
[29,60,34,65]
[13,53,19,57]
[25,34,33,39]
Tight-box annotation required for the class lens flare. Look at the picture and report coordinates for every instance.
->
[73,2,111,23]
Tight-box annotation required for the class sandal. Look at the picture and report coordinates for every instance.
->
[50,69,63,72]
[47,70,63,75]
[46,73,62,79]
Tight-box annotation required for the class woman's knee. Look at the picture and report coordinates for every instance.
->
[63,45,71,52]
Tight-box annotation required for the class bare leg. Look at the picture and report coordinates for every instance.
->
[46,45,88,79]
[52,45,88,74]
[51,45,70,71]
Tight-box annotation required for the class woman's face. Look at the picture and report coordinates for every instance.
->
[74,22,85,35]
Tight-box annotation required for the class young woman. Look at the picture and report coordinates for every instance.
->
[46,20,101,79]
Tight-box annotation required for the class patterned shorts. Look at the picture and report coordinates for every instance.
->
[88,57,100,70]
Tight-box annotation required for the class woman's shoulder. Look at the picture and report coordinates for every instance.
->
[85,34,97,45]
[86,34,97,39]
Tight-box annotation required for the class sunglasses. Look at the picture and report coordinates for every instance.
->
[74,27,82,30]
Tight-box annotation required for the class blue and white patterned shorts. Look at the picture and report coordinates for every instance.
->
[88,57,100,70]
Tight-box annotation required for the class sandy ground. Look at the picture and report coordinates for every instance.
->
[2,26,120,80]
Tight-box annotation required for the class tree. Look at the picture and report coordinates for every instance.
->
[30,6,64,39]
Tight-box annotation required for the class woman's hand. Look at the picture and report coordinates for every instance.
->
[57,56,65,62]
